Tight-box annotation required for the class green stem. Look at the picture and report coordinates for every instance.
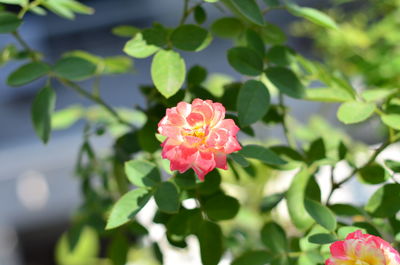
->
[12,31,39,61]
[179,0,190,25]
[279,93,297,149]
[59,78,135,129]
[326,139,392,204]
[18,0,42,18]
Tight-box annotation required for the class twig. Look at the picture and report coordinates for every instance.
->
[179,0,190,25]
[326,140,392,204]
[59,78,135,129]
[12,31,39,61]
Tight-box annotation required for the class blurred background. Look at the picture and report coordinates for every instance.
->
[0,0,380,264]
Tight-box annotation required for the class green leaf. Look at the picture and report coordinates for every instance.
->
[304,198,337,231]
[337,101,375,124]
[260,222,288,253]
[306,138,326,163]
[230,0,264,26]
[61,0,94,15]
[197,221,223,265]
[30,6,47,15]
[55,226,99,265]
[287,3,338,30]
[245,29,265,57]
[227,47,263,76]
[0,0,26,5]
[31,86,56,144]
[385,160,400,173]
[358,163,389,185]
[197,170,221,195]
[53,57,96,81]
[260,23,286,44]
[154,182,180,214]
[112,25,139,38]
[174,171,197,189]
[308,233,336,245]
[107,234,129,265]
[0,12,21,33]
[265,45,294,66]
[239,144,286,165]
[142,23,168,47]
[365,184,400,217]
[204,194,240,221]
[229,152,250,167]
[329,204,363,217]
[151,49,186,98]
[194,6,207,24]
[106,188,152,230]
[286,168,314,230]
[237,80,270,127]
[232,250,271,265]
[125,160,161,188]
[7,62,49,86]
[305,87,355,102]
[211,17,244,38]
[171,24,210,51]
[265,66,305,98]
[187,65,207,86]
[361,88,393,102]
[381,114,400,130]
[52,105,84,130]
[42,0,74,19]
[260,193,284,212]
[123,33,159,58]
[103,56,133,74]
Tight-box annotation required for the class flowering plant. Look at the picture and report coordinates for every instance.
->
[2,0,400,264]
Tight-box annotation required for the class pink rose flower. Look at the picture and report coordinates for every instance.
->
[326,230,400,265]
[158,98,241,180]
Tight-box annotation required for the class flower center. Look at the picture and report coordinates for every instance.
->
[183,127,206,138]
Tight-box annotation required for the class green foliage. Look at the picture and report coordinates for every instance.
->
[197,221,223,265]
[260,222,288,253]
[125,160,161,187]
[227,47,263,76]
[237,80,270,127]
[265,66,304,98]
[151,49,186,98]
[304,199,337,231]
[106,188,152,230]
[31,86,56,144]
[239,145,287,165]
[0,12,21,33]
[230,0,264,26]
[7,62,50,86]
[53,57,96,80]
[203,194,240,221]
[337,101,375,124]
[171,24,210,51]
[154,182,180,213]
[5,0,400,264]
[287,3,338,30]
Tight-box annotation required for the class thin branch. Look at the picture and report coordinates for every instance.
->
[59,78,135,129]
[326,139,391,204]
[179,0,190,25]
[12,31,39,61]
